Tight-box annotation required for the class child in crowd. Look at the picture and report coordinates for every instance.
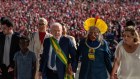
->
[14,36,36,79]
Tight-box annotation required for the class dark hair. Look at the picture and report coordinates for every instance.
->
[0,17,6,24]
[19,35,30,43]
[126,20,135,27]
[0,17,14,27]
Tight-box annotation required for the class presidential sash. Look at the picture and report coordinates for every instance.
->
[50,37,74,79]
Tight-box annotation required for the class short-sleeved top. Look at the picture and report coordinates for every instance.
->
[115,41,140,79]
[14,50,36,79]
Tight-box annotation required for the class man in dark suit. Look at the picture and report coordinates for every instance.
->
[39,22,77,79]
[0,17,20,79]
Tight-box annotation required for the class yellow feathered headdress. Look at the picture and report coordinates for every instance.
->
[84,16,108,34]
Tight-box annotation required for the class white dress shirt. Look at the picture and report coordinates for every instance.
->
[3,34,12,66]
[47,38,60,71]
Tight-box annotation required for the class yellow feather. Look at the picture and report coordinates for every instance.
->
[84,18,108,34]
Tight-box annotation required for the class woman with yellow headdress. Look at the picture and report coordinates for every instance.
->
[77,17,112,79]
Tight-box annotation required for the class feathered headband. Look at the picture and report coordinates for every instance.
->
[84,16,108,34]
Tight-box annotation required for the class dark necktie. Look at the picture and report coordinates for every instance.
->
[51,48,56,68]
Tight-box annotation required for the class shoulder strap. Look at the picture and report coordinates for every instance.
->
[50,37,74,79]
[50,37,68,65]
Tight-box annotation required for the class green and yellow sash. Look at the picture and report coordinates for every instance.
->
[50,37,74,79]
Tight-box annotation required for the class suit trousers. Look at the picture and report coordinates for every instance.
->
[46,68,59,79]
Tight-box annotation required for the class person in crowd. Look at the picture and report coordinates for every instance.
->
[0,17,6,35]
[111,26,140,79]
[77,17,112,79]
[0,17,20,79]
[0,1,140,41]
[39,22,77,79]
[14,36,36,79]
[62,24,77,78]
[28,18,51,79]
[62,25,77,49]
[125,20,136,27]
[105,28,118,61]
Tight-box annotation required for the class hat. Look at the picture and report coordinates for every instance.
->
[84,17,108,34]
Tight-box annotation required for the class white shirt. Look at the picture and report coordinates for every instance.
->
[47,38,60,71]
[3,34,12,66]
[115,41,140,79]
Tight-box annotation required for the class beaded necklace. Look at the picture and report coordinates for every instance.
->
[85,39,101,60]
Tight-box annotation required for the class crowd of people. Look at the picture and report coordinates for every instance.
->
[0,0,140,79]
[0,0,140,41]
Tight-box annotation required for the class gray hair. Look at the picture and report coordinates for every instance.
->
[85,31,104,44]
[50,22,62,30]
[39,18,48,25]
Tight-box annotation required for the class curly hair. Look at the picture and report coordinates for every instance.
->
[124,26,139,42]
